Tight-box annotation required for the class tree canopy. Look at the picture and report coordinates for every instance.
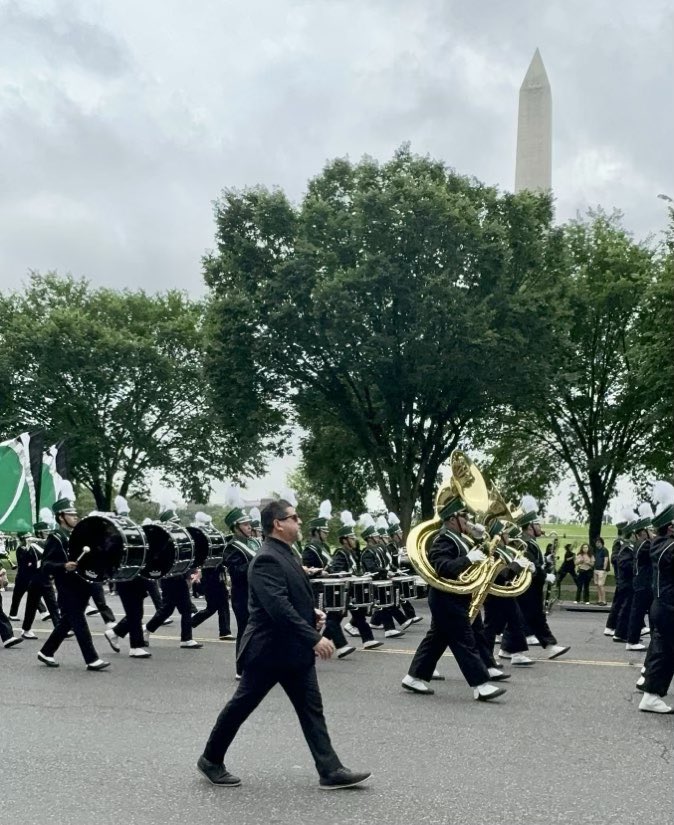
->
[204,146,559,529]
[0,273,244,509]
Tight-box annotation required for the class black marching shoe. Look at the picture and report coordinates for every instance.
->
[197,755,241,787]
[320,768,371,790]
[86,659,111,671]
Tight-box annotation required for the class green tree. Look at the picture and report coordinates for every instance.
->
[496,212,661,541]
[204,147,558,530]
[0,273,245,509]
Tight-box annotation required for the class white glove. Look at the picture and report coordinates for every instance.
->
[545,573,556,584]
[514,557,530,570]
[467,548,487,564]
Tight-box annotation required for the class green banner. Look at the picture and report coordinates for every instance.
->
[0,434,36,533]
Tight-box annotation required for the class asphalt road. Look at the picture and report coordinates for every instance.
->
[2,596,672,825]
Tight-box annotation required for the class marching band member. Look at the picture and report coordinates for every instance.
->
[500,496,569,662]
[302,501,355,659]
[37,486,109,670]
[249,507,263,546]
[385,512,421,624]
[625,503,654,651]
[191,511,233,640]
[0,548,23,650]
[329,512,382,650]
[401,494,507,700]
[8,526,49,622]
[222,490,257,677]
[637,481,674,714]
[604,506,637,640]
[359,514,409,638]
[144,506,203,650]
[104,497,152,658]
[19,516,61,638]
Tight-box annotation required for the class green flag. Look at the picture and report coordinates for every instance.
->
[0,433,37,533]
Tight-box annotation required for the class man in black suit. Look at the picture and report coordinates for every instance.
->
[197,498,371,790]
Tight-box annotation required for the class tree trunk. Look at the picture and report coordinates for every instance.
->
[587,471,608,544]
[90,478,108,511]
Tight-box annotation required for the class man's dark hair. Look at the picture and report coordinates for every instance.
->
[595,537,605,546]
[261,499,292,535]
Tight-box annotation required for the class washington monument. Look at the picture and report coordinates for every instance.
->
[515,49,552,193]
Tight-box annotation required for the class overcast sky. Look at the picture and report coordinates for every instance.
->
[1,0,671,514]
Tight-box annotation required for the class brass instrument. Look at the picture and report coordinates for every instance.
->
[406,451,506,621]
[483,485,532,600]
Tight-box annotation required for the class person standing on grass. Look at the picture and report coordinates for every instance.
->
[574,544,594,604]
[593,537,610,605]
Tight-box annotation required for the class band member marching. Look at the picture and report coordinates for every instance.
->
[191,511,233,640]
[625,503,654,652]
[359,514,409,638]
[385,513,422,625]
[637,481,674,714]
[37,485,110,670]
[328,511,383,650]
[303,501,355,659]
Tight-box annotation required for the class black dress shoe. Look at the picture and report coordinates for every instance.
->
[319,768,371,790]
[489,672,511,681]
[197,755,241,786]
[86,659,111,671]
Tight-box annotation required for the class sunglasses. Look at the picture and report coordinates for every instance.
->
[277,513,299,523]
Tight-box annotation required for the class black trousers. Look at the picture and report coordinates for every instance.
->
[349,607,373,642]
[231,589,249,672]
[322,612,347,648]
[89,583,116,624]
[192,569,231,636]
[408,590,490,687]
[400,599,417,619]
[484,594,528,655]
[203,662,343,777]
[146,577,193,641]
[9,572,31,615]
[146,579,163,611]
[556,566,577,596]
[371,605,407,630]
[614,589,634,640]
[606,584,631,631]
[575,569,592,602]
[23,578,60,630]
[515,579,557,648]
[40,580,98,664]
[113,578,150,648]
[0,591,14,642]
[642,600,674,697]
[627,588,652,645]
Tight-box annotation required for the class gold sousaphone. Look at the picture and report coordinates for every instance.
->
[406,450,531,620]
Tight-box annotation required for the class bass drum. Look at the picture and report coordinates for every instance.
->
[141,522,194,579]
[69,513,147,583]
[186,524,226,569]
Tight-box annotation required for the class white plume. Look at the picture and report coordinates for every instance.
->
[520,494,538,515]
[652,480,674,511]
[358,513,375,530]
[375,515,388,531]
[224,484,245,509]
[637,502,654,520]
[279,487,298,507]
[114,495,130,515]
[141,517,152,525]
[249,506,261,522]
[387,512,401,527]
[194,511,210,526]
[618,505,637,525]
[318,499,332,520]
[58,479,76,502]
[340,510,355,527]
[39,507,54,525]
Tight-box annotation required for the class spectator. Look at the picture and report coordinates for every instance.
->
[593,537,609,605]
[556,544,577,597]
[574,544,594,604]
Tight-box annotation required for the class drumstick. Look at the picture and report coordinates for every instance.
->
[75,546,91,563]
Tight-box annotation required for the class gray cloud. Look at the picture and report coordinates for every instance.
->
[0,0,671,298]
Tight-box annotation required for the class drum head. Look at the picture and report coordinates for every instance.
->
[142,523,194,578]
[70,515,127,583]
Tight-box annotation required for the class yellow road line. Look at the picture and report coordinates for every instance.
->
[23,628,639,668]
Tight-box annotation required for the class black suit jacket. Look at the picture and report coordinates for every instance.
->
[238,536,322,671]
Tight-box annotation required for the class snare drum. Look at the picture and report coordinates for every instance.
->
[69,513,147,583]
[186,524,226,569]
[371,580,395,609]
[392,575,416,603]
[141,522,194,578]
[321,579,350,612]
[348,577,374,610]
